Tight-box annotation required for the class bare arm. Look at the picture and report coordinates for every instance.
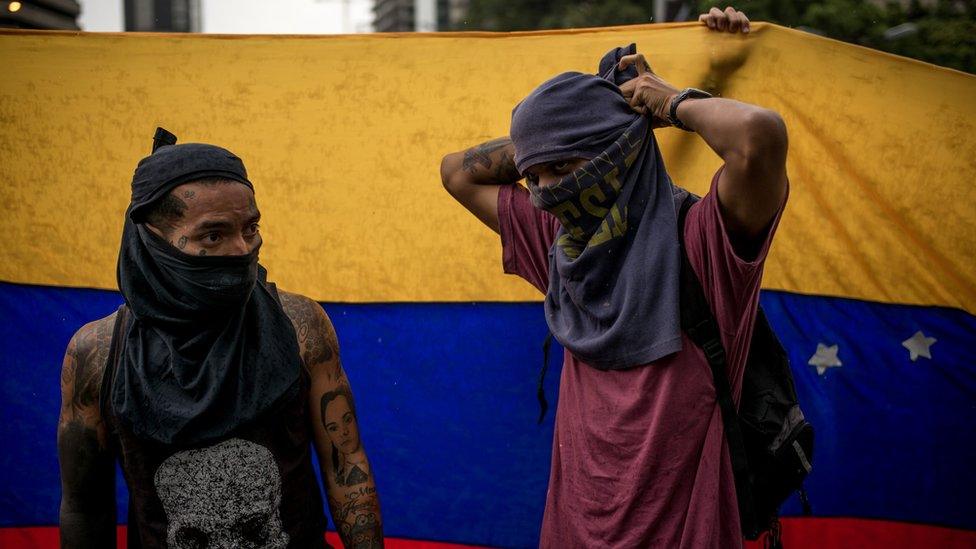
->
[621,58,787,255]
[674,98,787,242]
[440,137,521,233]
[281,293,383,549]
[58,317,117,548]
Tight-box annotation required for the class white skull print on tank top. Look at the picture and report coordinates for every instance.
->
[154,438,290,549]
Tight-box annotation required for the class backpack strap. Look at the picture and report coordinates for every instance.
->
[537,332,553,424]
[677,195,759,537]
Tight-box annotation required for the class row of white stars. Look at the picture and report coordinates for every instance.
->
[807,330,937,376]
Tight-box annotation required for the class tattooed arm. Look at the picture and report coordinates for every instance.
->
[280,292,383,549]
[440,137,521,234]
[58,315,117,548]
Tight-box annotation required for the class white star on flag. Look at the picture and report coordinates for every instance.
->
[902,330,937,361]
[808,343,842,376]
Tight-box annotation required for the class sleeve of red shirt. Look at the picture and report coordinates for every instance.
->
[497,183,561,295]
[682,167,788,401]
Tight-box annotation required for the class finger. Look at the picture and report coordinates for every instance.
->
[618,53,649,75]
[715,6,731,31]
[705,7,722,29]
[618,79,635,99]
[732,10,750,34]
[727,9,742,33]
[739,11,750,33]
[629,88,647,114]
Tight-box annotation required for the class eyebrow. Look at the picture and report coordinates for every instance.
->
[195,211,261,232]
[196,220,234,232]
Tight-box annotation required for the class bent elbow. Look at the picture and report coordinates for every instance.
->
[440,153,461,194]
[742,109,788,164]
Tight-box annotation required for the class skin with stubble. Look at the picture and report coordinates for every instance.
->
[58,179,384,549]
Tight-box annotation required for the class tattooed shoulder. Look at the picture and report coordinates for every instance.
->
[279,291,339,375]
[61,313,116,420]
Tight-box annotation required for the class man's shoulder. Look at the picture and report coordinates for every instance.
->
[277,290,337,370]
[67,312,118,368]
[278,290,330,325]
[61,311,118,411]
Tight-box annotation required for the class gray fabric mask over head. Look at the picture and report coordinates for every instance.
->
[509,48,687,370]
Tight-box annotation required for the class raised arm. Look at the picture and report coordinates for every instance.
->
[440,137,521,233]
[58,317,117,549]
[621,60,786,249]
[622,7,786,255]
[674,97,788,241]
[281,292,383,549]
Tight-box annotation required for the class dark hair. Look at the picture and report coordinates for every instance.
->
[144,193,188,228]
[320,389,356,427]
[143,177,238,229]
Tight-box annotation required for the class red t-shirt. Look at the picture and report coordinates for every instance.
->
[498,168,786,548]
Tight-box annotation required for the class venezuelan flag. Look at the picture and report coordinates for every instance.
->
[0,23,974,548]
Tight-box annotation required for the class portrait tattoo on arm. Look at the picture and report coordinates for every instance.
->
[321,388,382,548]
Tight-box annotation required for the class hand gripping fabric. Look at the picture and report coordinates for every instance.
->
[677,194,815,546]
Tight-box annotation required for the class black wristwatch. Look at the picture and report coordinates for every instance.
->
[668,88,713,131]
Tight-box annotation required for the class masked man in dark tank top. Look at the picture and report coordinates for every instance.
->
[57,129,383,549]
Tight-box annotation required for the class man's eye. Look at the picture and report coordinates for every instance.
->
[526,174,539,184]
[553,161,570,172]
[205,233,221,243]
[244,223,260,236]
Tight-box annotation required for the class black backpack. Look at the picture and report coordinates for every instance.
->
[677,194,814,547]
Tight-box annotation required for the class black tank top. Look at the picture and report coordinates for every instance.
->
[100,305,329,549]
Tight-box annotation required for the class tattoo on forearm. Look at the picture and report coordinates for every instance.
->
[494,150,519,182]
[462,137,513,174]
[333,486,382,549]
[346,511,382,549]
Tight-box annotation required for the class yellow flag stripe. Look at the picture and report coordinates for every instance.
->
[0,24,973,311]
